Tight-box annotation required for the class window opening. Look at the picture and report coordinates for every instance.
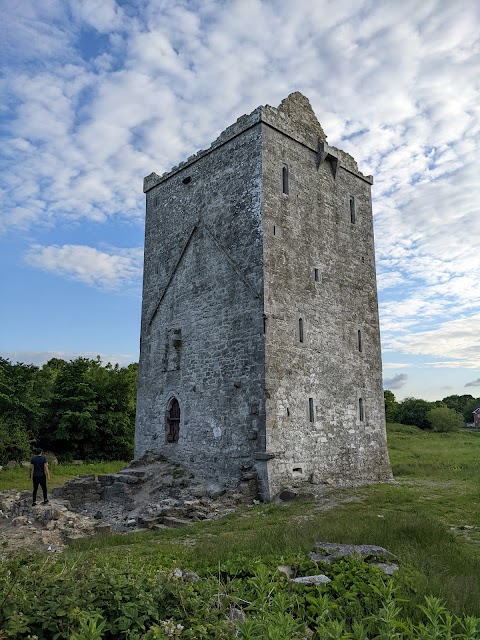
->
[167,398,180,442]
[361,256,365,264]
[154,264,159,275]
[314,268,320,282]
[182,176,192,184]
[350,196,356,224]
[299,318,304,343]
[358,329,363,352]
[359,398,364,422]
[263,314,267,334]
[309,398,314,422]
[273,225,276,236]
[282,166,289,194]
[286,407,290,417]
[153,196,158,207]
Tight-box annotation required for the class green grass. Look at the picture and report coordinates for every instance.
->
[0,460,127,491]
[2,424,480,617]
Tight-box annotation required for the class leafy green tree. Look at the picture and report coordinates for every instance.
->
[0,358,43,441]
[40,357,137,460]
[395,397,435,429]
[0,415,32,464]
[442,394,480,423]
[384,390,398,422]
[42,358,99,459]
[86,361,137,460]
[427,406,464,432]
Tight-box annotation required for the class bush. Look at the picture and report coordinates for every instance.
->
[427,406,464,432]
[0,416,32,464]
[1,553,479,639]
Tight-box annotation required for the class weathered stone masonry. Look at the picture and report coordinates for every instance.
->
[135,92,392,500]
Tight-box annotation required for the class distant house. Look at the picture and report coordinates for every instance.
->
[473,403,480,428]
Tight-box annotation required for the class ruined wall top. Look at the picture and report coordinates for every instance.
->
[144,92,366,193]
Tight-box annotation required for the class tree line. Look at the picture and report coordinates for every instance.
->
[0,357,138,464]
[384,390,479,432]
[1,354,476,464]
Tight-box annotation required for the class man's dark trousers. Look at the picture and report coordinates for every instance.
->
[33,476,47,503]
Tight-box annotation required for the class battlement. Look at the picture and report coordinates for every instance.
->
[144,92,372,193]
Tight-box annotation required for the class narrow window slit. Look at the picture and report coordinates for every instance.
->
[350,196,356,224]
[314,268,320,282]
[299,318,304,343]
[358,329,363,352]
[309,398,314,423]
[282,165,289,194]
[359,398,364,421]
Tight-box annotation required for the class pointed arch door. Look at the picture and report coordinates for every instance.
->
[167,398,180,442]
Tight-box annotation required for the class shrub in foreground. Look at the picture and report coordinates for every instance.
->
[1,552,479,639]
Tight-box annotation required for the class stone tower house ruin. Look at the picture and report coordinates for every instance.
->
[135,92,392,500]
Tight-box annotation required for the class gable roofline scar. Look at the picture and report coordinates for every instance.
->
[147,222,261,327]
[201,223,261,300]
[147,223,199,326]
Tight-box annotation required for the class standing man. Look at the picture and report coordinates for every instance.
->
[30,447,50,506]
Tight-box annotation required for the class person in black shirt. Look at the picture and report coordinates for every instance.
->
[30,447,51,506]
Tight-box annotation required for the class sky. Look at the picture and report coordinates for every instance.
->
[1,0,479,402]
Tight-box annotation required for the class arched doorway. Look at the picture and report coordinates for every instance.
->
[166,397,180,443]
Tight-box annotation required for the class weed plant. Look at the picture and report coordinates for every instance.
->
[1,551,479,639]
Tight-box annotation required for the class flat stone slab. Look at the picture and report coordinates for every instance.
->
[160,516,190,528]
[310,542,395,564]
[291,574,331,585]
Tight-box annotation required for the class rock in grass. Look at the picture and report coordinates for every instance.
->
[371,562,399,575]
[227,608,246,623]
[291,575,331,585]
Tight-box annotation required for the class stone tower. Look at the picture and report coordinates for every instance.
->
[135,92,392,500]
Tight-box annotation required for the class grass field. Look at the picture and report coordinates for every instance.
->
[0,460,127,492]
[1,425,479,618]
[65,424,480,616]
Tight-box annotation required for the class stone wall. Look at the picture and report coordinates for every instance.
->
[135,120,266,486]
[260,95,391,497]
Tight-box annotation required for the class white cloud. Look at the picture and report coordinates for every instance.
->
[382,363,413,369]
[388,314,480,368]
[24,244,143,290]
[68,0,126,33]
[1,0,480,382]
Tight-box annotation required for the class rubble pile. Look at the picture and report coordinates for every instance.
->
[53,452,259,532]
[0,453,260,553]
[0,490,110,555]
